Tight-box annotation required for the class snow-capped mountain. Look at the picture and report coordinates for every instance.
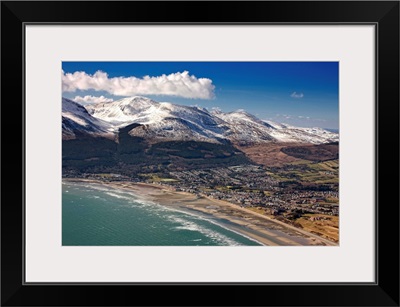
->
[62,98,114,140]
[210,110,338,144]
[86,96,230,143]
[85,97,160,126]
[263,120,339,144]
[63,96,338,144]
[211,109,276,144]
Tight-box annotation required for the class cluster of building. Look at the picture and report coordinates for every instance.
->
[167,165,339,216]
[63,163,339,217]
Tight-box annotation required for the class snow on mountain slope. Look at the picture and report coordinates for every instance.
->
[262,120,289,130]
[85,96,160,125]
[64,96,338,145]
[263,120,339,144]
[211,110,275,144]
[213,111,337,144]
[87,96,230,143]
[62,98,114,140]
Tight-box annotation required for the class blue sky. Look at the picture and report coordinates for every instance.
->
[62,62,339,129]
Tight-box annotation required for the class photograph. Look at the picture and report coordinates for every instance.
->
[2,0,399,305]
[62,62,339,246]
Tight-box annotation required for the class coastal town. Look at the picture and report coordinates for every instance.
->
[63,158,339,239]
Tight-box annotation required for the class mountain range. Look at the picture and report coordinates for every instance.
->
[63,96,338,145]
[62,96,339,175]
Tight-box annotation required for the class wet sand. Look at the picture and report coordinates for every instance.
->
[63,178,337,246]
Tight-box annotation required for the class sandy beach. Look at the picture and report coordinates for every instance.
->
[63,178,337,246]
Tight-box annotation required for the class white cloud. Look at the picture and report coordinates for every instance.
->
[73,95,114,104]
[62,70,215,99]
[290,92,304,99]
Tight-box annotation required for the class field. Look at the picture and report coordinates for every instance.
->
[296,214,339,243]
[247,208,339,243]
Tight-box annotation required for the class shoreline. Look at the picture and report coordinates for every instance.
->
[63,178,337,246]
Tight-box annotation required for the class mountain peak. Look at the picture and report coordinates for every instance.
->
[224,109,263,124]
[85,96,160,125]
[233,109,247,114]
[112,96,159,107]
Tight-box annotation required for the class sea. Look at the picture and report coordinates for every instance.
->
[62,181,261,246]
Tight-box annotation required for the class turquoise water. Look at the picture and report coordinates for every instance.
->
[62,182,261,246]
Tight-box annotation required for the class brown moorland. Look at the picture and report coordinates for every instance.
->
[235,142,338,167]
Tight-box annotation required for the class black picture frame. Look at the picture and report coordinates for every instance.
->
[1,1,399,306]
